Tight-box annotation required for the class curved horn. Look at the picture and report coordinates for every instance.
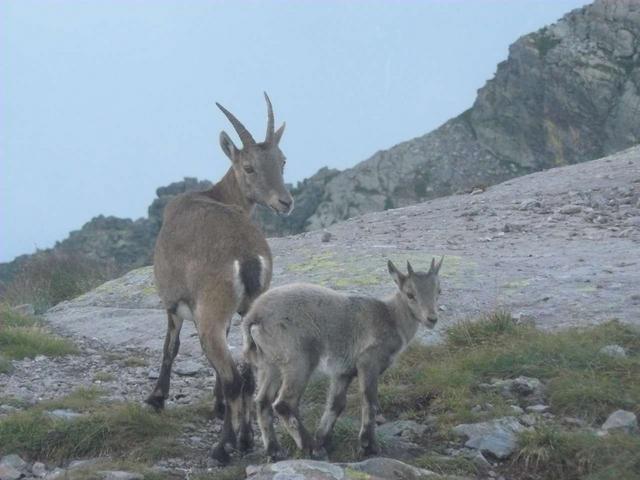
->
[216,102,255,147]
[264,92,275,143]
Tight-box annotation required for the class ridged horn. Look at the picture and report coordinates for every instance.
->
[215,102,256,147]
[264,91,275,143]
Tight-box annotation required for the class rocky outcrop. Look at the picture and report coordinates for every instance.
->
[300,0,640,229]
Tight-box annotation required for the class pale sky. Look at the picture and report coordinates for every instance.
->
[1,0,590,262]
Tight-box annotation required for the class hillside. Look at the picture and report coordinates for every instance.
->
[2,0,639,291]
[39,144,640,351]
[1,145,638,480]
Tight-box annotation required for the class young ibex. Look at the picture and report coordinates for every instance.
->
[243,257,444,459]
[146,93,293,464]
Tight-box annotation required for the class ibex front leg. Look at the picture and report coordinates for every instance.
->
[357,364,381,457]
[146,310,183,410]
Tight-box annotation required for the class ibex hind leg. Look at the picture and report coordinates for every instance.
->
[145,309,184,411]
[211,320,232,420]
[272,363,314,456]
[197,297,251,464]
[255,363,284,460]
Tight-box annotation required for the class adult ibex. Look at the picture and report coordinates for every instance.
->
[146,93,293,464]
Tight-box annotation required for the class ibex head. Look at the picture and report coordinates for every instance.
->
[388,257,444,329]
[216,93,294,215]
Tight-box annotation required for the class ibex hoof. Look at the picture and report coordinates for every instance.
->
[213,400,226,419]
[359,443,380,458]
[311,446,328,460]
[266,445,287,463]
[238,426,254,453]
[210,443,231,465]
[145,395,165,412]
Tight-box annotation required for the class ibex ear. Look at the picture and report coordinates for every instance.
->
[435,256,444,274]
[274,122,286,145]
[220,131,239,163]
[388,260,406,288]
[406,261,415,277]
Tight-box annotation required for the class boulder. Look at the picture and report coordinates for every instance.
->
[174,360,204,377]
[0,465,22,480]
[601,410,638,434]
[45,409,83,421]
[377,420,429,443]
[31,463,46,478]
[452,417,527,460]
[599,344,627,358]
[0,456,26,472]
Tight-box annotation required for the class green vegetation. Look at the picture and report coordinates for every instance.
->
[533,28,562,58]
[515,426,640,480]
[123,356,148,368]
[0,404,181,463]
[414,453,479,476]
[1,251,114,312]
[379,313,640,428]
[286,250,469,291]
[261,311,640,472]
[0,387,190,464]
[93,371,116,382]
[413,170,431,198]
[0,305,77,372]
[3,311,638,477]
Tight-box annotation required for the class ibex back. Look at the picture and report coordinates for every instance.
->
[146,93,293,464]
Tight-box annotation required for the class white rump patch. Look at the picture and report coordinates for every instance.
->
[232,259,244,301]
[258,255,269,289]
[176,301,194,322]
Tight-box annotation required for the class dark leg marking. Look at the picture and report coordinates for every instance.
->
[145,310,183,411]
[357,366,381,457]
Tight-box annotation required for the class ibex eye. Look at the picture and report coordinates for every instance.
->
[407,292,415,300]
[243,165,255,174]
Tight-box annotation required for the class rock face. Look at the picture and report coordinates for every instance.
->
[294,0,640,230]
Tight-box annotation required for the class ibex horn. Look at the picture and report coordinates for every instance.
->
[264,91,275,143]
[216,101,256,147]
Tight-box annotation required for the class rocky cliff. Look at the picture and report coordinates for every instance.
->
[264,0,640,231]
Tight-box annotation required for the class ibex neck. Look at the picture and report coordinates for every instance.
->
[206,168,255,216]
[385,293,421,347]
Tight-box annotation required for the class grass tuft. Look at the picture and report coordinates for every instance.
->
[0,306,77,362]
[514,426,640,480]
[0,400,184,463]
[378,316,640,429]
[413,453,479,476]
